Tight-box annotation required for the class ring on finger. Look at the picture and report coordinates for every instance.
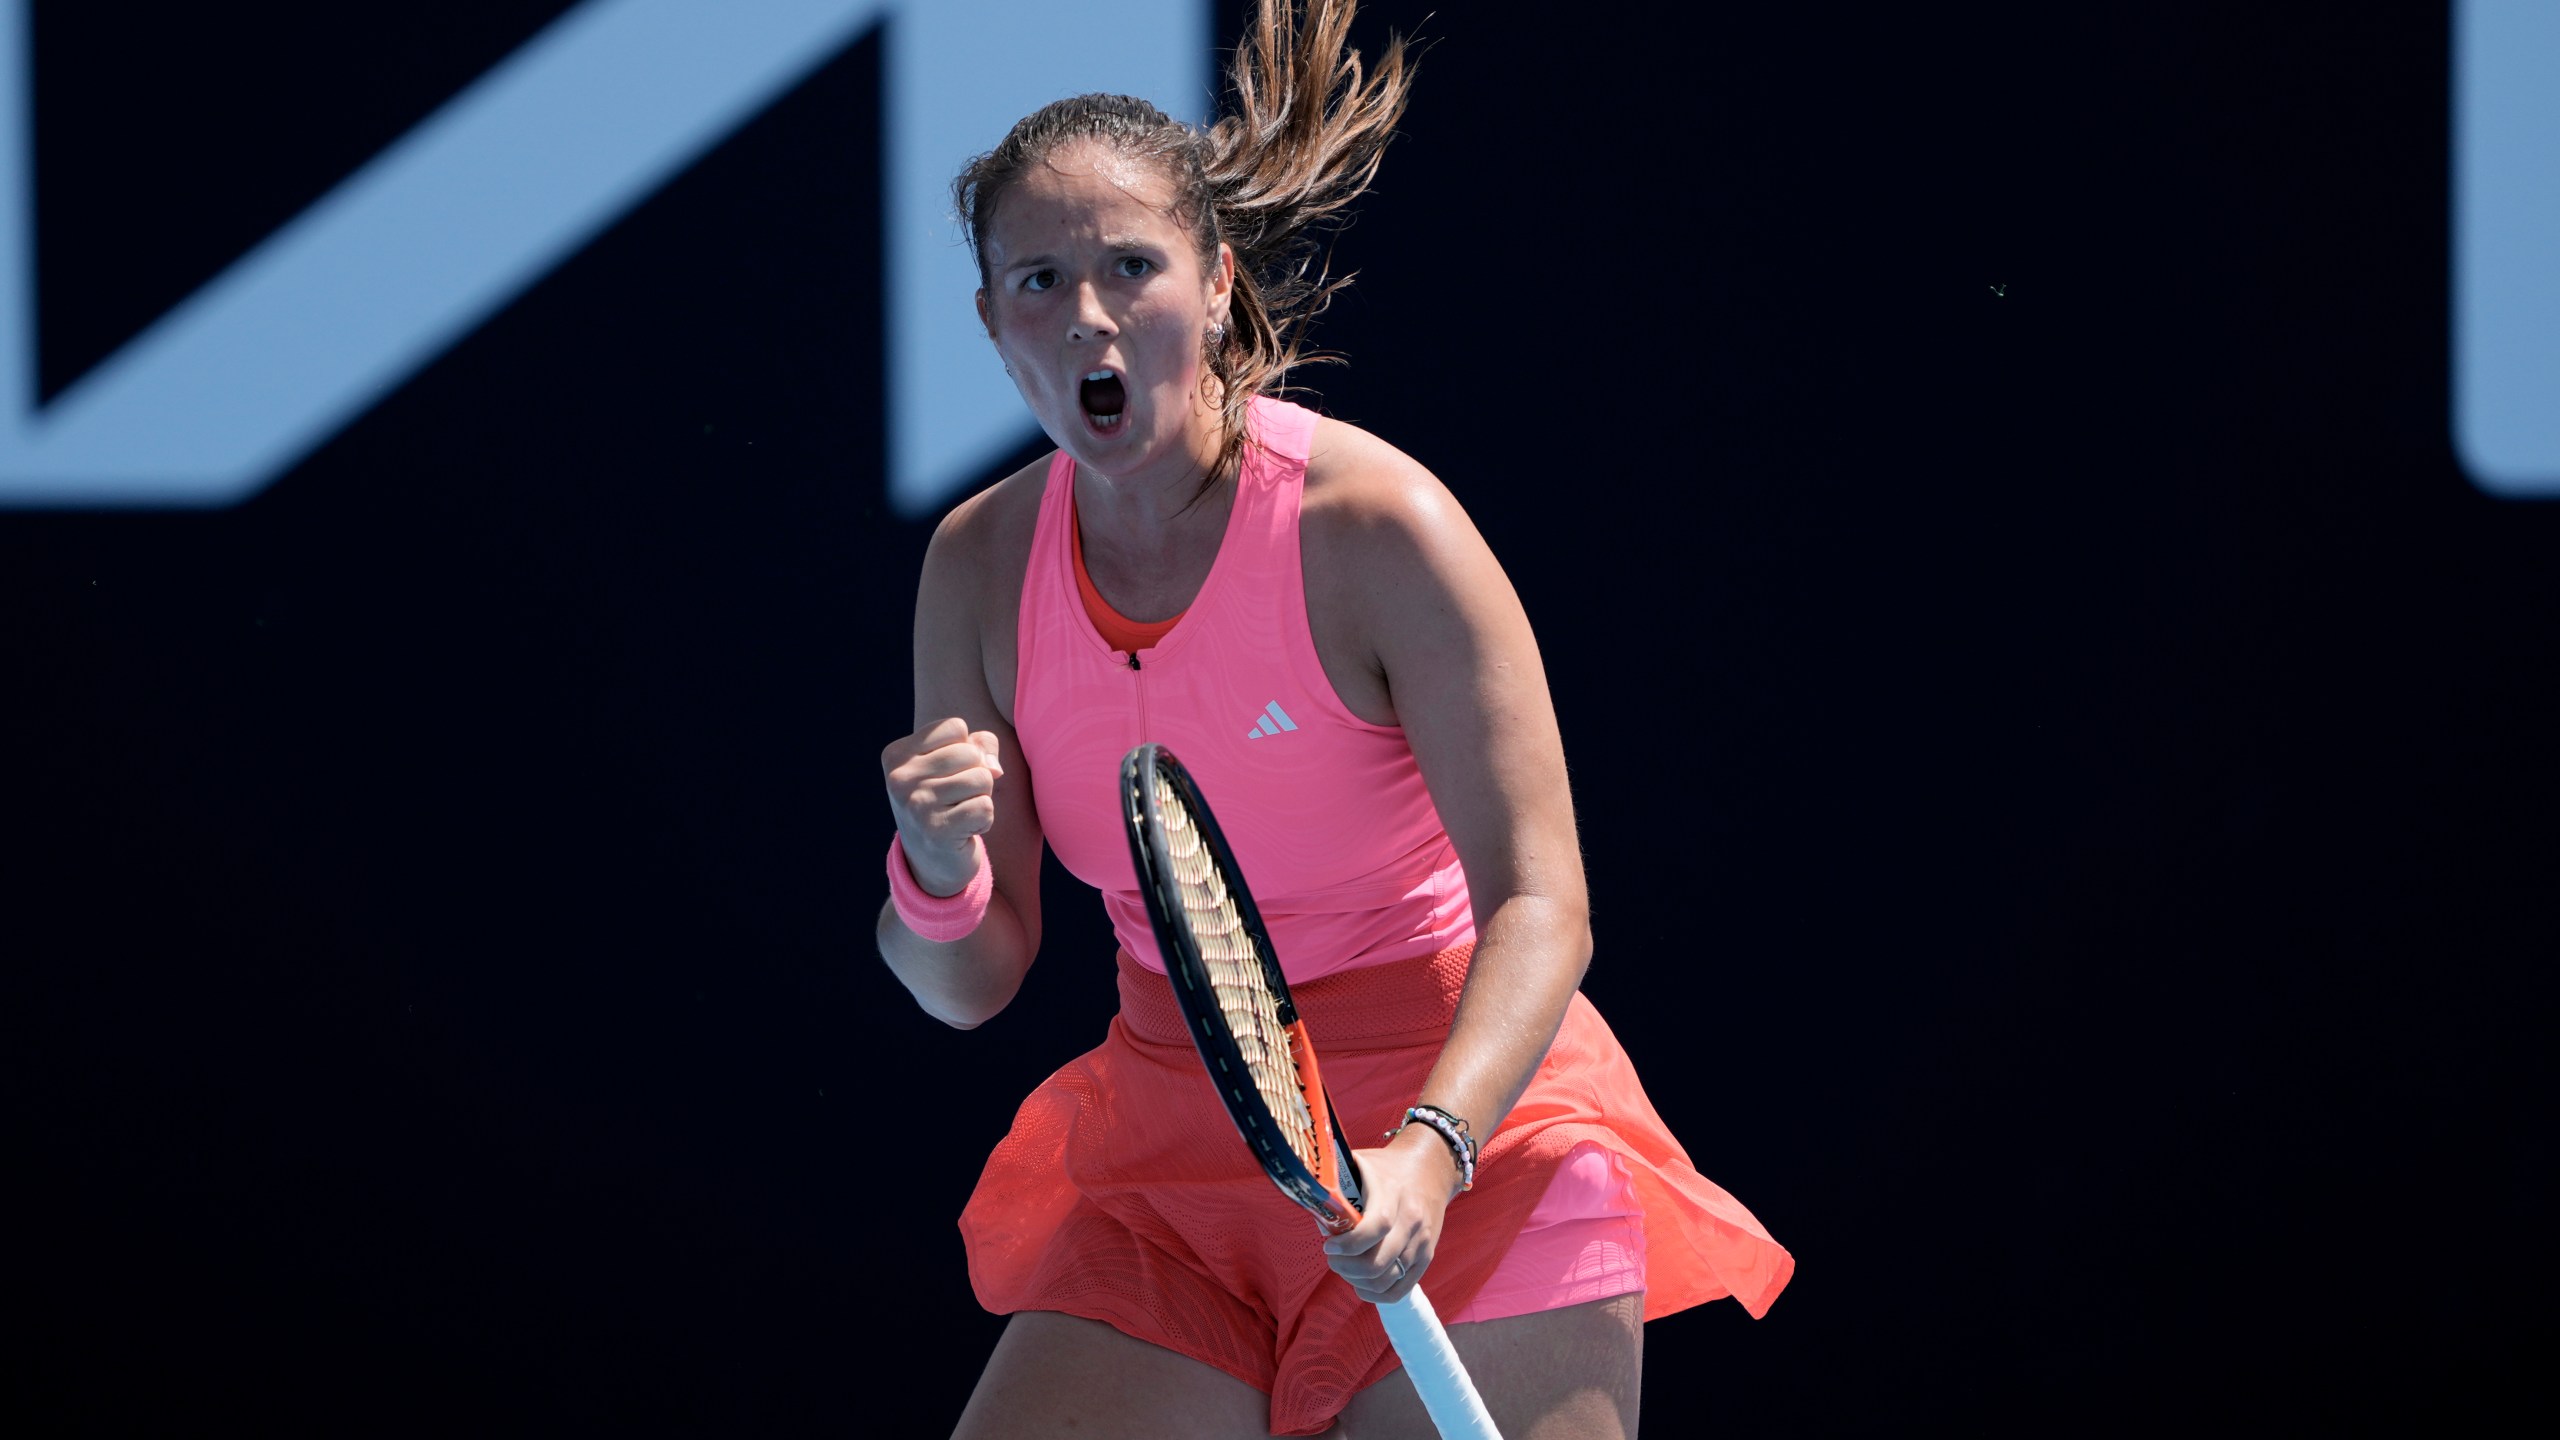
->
[1389,1257,1407,1281]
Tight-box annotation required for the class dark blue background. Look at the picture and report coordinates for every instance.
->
[4,2,2550,1431]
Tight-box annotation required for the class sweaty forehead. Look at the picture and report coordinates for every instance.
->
[1053,140,1151,193]
[984,143,1185,260]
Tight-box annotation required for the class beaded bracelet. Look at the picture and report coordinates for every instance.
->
[886,833,993,942]
[1384,1103,1478,1193]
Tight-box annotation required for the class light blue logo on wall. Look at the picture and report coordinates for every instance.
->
[2454,1,2560,498]
[0,0,1205,512]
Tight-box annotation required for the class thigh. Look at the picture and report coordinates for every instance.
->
[952,1311,1274,1440]
[1331,1292,1645,1440]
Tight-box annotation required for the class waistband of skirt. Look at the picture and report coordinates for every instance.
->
[1113,940,1477,1053]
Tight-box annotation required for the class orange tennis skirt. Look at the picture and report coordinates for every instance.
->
[959,943,1795,1435]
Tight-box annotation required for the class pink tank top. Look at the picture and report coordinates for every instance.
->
[1013,396,1476,981]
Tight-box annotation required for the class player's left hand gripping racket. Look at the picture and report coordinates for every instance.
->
[1121,743,1502,1440]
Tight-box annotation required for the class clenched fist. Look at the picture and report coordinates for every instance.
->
[882,717,1005,895]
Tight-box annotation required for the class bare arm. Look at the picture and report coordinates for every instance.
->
[876,492,1046,1028]
[1310,430,1593,1299]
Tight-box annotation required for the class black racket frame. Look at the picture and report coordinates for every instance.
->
[1121,743,1366,1224]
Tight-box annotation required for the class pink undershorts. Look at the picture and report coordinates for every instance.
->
[1447,1141,1647,1323]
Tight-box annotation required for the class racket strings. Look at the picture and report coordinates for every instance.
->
[1155,778,1321,1168]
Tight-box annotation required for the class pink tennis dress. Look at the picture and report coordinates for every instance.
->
[962,396,1793,1434]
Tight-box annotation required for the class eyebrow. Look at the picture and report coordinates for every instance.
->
[997,235,1165,270]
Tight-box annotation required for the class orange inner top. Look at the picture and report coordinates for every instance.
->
[1071,498,1185,653]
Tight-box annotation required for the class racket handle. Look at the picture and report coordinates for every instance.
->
[1378,1287,1504,1440]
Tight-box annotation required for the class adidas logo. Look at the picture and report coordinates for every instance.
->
[1245,701,1299,739]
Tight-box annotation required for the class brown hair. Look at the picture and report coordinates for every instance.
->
[953,0,1415,488]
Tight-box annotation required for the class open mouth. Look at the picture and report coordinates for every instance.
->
[1078,370,1127,433]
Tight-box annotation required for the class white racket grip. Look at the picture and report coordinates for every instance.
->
[1378,1286,1504,1440]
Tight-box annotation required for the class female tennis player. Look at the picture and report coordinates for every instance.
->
[877,4,1791,1434]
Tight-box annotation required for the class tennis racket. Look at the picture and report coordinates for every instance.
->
[1120,742,1501,1440]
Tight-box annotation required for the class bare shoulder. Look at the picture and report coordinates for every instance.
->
[915,450,1055,725]
[1300,415,1478,567]
[1297,415,1520,728]
[926,449,1053,583]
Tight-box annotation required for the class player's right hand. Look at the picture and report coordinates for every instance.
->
[882,717,1005,895]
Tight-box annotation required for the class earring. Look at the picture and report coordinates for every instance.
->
[1207,320,1227,347]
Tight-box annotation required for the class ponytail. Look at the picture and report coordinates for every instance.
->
[1198,0,1415,477]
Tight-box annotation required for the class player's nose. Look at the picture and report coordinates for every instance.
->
[1067,281,1117,342]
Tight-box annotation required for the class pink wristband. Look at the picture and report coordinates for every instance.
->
[887,833,993,942]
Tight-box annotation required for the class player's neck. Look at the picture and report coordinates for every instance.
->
[1075,470,1234,586]
[1074,407,1230,546]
